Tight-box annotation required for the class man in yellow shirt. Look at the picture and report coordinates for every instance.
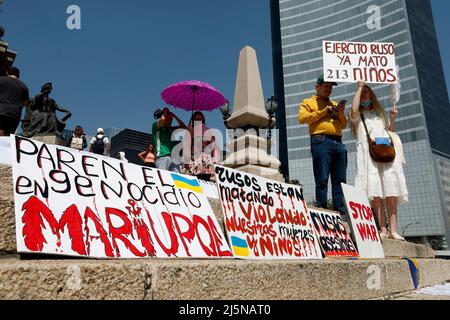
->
[299,75,347,215]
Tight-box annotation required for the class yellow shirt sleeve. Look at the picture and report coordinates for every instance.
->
[299,100,329,125]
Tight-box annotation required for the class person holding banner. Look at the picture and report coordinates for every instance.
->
[349,80,408,241]
[299,75,348,216]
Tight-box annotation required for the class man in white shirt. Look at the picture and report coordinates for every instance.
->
[89,128,110,156]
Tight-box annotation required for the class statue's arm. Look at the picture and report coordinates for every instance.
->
[55,103,72,122]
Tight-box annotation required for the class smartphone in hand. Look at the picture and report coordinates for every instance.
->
[338,100,347,108]
[333,100,346,113]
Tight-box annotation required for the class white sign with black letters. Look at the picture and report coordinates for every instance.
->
[323,40,397,84]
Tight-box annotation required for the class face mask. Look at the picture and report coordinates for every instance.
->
[360,100,372,108]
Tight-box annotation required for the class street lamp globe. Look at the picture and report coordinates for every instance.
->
[220,99,231,120]
[265,96,278,116]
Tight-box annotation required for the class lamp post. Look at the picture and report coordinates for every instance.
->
[401,222,420,238]
[220,99,231,129]
[265,96,278,154]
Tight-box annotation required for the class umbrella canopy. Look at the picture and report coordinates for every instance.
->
[160,80,226,112]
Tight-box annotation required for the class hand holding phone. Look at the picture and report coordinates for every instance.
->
[330,100,346,119]
[337,100,347,110]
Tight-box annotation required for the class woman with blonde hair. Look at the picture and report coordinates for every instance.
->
[349,80,408,240]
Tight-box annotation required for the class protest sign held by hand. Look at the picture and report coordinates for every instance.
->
[323,40,397,84]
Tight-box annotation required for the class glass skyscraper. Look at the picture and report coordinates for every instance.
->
[271,0,450,248]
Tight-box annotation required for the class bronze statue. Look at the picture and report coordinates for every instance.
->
[21,83,72,137]
[0,26,17,76]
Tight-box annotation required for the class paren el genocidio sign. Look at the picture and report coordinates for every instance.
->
[11,136,232,259]
[323,40,397,84]
[215,165,322,260]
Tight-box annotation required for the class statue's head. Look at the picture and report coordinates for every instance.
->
[41,82,53,94]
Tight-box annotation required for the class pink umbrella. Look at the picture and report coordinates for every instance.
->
[160,80,226,112]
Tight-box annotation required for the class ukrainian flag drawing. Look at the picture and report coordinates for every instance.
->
[171,173,203,193]
[403,258,421,289]
[231,236,250,257]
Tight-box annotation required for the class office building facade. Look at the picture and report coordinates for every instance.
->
[110,128,152,165]
[271,0,450,248]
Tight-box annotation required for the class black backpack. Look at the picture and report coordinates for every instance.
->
[92,135,105,154]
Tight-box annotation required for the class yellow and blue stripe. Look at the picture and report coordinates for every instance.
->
[231,236,250,257]
[403,258,420,289]
[171,173,203,193]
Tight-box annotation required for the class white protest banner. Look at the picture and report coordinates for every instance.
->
[215,165,322,260]
[341,183,385,259]
[309,207,358,258]
[199,179,219,199]
[12,135,232,259]
[323,40,397,84]
[0,136,12,166]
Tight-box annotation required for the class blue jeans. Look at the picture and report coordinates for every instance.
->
[156,156,180,173]
[310,135,347,215]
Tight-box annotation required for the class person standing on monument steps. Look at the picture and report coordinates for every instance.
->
[90,128,110,156]
[152,107,186,172]
[68,125,88,151]
[138,143,156,168]
[349,80,408,241]
[299,75,348,215]
[0,67,29,136]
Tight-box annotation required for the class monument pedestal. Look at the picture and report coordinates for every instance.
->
[222,46,284,182]
[29,134,66,146]
[232,164,284,182]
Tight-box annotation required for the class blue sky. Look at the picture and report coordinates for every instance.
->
[1,0,450,135]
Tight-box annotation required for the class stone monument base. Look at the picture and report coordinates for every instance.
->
[233,164,284,182]
[28,134,66,146]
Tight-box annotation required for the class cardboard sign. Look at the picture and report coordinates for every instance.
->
[323,40,397,84]
[341,183,385,259]
[309,207,358,258]
[215,165,322,260]
[11,135,232,259]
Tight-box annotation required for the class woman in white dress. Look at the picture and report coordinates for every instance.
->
[349,80,408,241]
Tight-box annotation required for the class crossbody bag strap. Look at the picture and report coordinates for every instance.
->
[360,112,371,140]
[362,111,395,146]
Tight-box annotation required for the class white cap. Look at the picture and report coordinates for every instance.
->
[97,128,104,134]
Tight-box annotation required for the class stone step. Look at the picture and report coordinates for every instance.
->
[0,165,435,258]
[0,256,449,300]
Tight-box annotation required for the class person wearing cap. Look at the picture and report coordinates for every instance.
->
[298,75,348,215]
[152,107,186,172]
[89,128,110,156]
[0,67,29,136]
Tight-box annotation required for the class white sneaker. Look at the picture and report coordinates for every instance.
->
[390,232,406,241]
[380,232,389,240]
